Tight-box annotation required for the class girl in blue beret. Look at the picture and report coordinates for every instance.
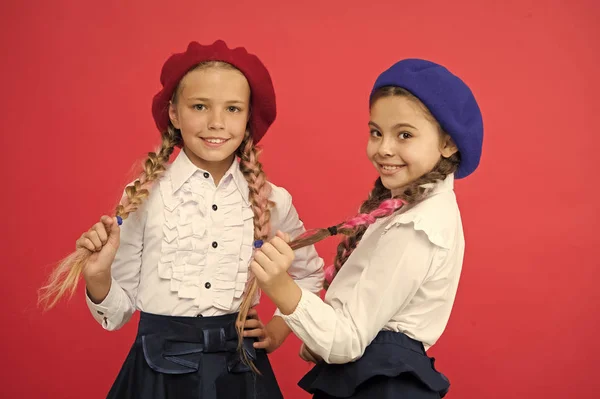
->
[249,59,483,398]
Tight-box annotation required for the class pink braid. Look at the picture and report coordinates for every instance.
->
[323,198,405,284]
[339,199,405,229]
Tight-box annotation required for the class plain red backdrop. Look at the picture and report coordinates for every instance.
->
[1,0,598,397]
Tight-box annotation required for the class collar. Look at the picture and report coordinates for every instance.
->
[169,150,250,206]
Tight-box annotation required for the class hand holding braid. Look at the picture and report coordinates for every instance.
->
[39,128,180,309]
[235,133,275,372]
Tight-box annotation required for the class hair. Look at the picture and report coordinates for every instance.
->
[38,125,181,309]
[288,86,461,288]
[38,60,272,372]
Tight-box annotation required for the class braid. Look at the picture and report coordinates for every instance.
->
[290,153,460,288]
[237,134,274,239]
[327,178,390,288]
[235,133,274,372]
[39,126,181,309]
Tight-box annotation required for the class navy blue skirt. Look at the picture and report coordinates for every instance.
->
[298,331,450,399]
[107,312,283,399]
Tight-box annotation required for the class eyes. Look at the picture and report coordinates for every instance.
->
[193,104,242,113]
[369,129,412,140]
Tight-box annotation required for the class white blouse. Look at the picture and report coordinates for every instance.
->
[282,175,465,364]
[86,150,324,330]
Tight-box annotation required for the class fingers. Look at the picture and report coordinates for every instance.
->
[299,345,319,363]
[250,260,269,281]
[256,239,293,264]
[76,236,96,252]
[75,216,119,252]
[103,215,121,235]
[257,242,279,262]
[269,236,294,259]
[275,230,291,243]
[243,328,266,338]
[100,215,113,228]
[243,319,262,329]
[253,339,271,349]
[93,222,109,245]
[247,308,259,319]
[97,215,120,248]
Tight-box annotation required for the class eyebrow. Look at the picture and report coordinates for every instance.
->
[187,97,247,105]
[368,121,418,130]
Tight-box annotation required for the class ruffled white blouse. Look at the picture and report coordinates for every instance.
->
[86,150,324,330]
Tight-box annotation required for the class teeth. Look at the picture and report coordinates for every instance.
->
[381,165,401,170]
[205,138,226,144]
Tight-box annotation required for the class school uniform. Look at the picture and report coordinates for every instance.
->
[86,150,324,398]
[282,175,463,398]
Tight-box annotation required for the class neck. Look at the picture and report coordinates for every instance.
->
[183,147,235,186]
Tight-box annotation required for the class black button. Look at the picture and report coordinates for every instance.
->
[97,311,104,315]
[205,282,211,289]
[212,204,218,211]
[196,313,203,317]
[203,172,210,178]
[212,241,218,248]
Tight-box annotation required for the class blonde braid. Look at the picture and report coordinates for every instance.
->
[234,133,274,372]
[39,126,181,309]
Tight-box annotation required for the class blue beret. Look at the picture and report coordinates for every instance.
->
[370,59,483,179]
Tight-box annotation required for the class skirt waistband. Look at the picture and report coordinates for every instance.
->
[137,311,239,352]
[136,311,254,374]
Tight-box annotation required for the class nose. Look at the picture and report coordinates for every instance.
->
[207,109,225,130]
[377,136,395,158]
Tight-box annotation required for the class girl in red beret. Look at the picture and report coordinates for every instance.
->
[249,59,484,398]
[39,40,324,399]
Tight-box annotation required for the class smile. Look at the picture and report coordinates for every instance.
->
[377,163,406,175]
[201,138,229,144]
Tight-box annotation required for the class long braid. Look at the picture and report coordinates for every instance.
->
[328,178,390,286]
[235,133,273,372]
[290,153,459,287]
[39,126,181,309]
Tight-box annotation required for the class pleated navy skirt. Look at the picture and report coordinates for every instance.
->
[106,312,283,399]
[298,331,450,398]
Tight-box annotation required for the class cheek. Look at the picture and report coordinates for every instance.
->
[366,141,377,159]
[230,114,249,135]
[179,110,204,130]
[418,145,443,170]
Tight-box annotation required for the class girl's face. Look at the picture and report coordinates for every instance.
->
[366,96,457,196]
[169,66,250,173]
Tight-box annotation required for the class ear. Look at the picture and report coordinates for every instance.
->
[168,101,181,129]
[440,135,459,158]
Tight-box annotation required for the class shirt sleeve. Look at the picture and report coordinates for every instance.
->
[85,207,145,331]
[271,187,325,317]
[281,223,441,363]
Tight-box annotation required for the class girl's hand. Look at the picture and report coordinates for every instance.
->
[241,308,279,353]
[250,231,294,292]
[299,343,322,363]
[77,215,120,282]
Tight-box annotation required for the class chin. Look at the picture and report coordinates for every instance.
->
[380,176,404,191]
[193,145,236,160]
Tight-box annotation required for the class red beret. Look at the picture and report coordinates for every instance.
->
[151,40,276,143]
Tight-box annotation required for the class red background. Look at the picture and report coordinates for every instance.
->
[1,0,599,397]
